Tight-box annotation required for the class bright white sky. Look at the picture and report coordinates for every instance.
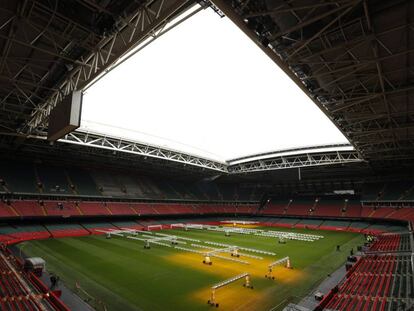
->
[81,6,348,162]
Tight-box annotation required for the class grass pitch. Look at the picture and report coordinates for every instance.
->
[18,226,364,311]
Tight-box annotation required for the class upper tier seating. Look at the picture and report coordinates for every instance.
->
[36,164,69,195]
[66,167,101,196]
[0,162,38,194]
[0,161,262,201]
[362,181,414,201]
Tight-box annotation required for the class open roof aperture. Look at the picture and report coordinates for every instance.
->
[81,7,348,162]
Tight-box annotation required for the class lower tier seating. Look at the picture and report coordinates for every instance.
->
[319,233,414,311]
[0,250,69,311]
[371,234,412,252]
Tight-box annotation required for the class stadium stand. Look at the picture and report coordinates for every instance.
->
[318,231,414,311]
[0,201,18,217]
[314,198,344,217]
[319,220,350,231]
[1,194,414,237]
[295,219,323,229]
[78,202,110,216]
[11,201,45,217]
[286,198,312,216]
[343,201,362,218]
[369,234,412,252]
[46,224,90,238]
[36,165,69,195]
[260,199,289,215]
[347,221,370,233]
[42,200,81,217]
[106,202,136,215]
[128,203,153,215]
[0,162,38,194]
[0,162,263,203]
[0,248,69,311]
[65,167,101,196]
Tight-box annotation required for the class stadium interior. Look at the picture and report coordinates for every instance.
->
[0,0,413,310]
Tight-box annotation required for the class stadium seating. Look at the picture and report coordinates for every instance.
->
[286,198,312,216]
[319,220,350,231]
[46,224,90,238]
[295,219,323,229]
[319,232,413,311]
[151,204,191,215]
[83,222,118,234]
[324,255,413,310]
[130,203,157,215]
[106,202,136,215]
[43,201,81,216]
[0,161,263,201]
[369,234,412,252]
[0,249,69,311]
[274,217,301,228]
[313,198,343,217]
[36,164,69,195]
[362,181,414,202]
[2,196,414,235]
[260,200,289,215]
[0,201,18,217]
[111,221,144,230]
[0,162,38,194]
[343,202,362,217]
[11,200,45,217]
[66,167,101,196]
[235,204,255,214]
[347,221,370,232]
[78,202,110,216]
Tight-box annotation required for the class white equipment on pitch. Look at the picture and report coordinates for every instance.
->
[127,235,185,249]
[204,241,277,256]
[174,245,250,265]
[147,224,163,231]
[208,273,253,307]
[265,256,292,280]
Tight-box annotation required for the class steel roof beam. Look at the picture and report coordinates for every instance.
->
[227,151,363,174]
[59,130,228,172]
[22,0,195,133]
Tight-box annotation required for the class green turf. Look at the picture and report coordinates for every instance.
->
[18,227,364,311]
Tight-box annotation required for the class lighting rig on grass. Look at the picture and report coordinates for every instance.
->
[265,256,292,280]
[208,273,253,307]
